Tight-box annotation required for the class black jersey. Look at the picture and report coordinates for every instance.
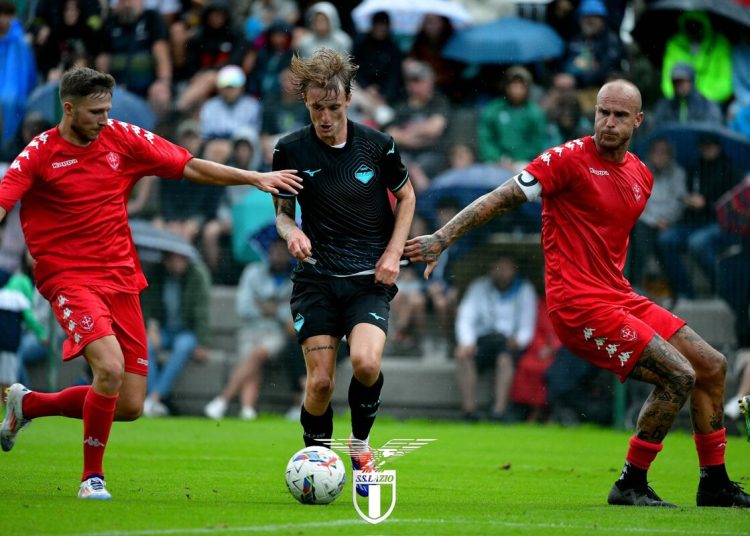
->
[273,120,409,277]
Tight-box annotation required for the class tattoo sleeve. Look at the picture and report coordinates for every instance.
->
[273,197,297,240]
[439,178,528,247]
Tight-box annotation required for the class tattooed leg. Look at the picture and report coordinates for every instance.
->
[301,335,340,415]
[668,325,728,434]
[628,334,696,443]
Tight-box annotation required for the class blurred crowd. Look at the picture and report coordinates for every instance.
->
[1,0,749,424]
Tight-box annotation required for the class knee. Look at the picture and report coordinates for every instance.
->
[307,373,335,400]
[92,360,125,392]
[669,364,696,398]
[697,350,728,387]
[116,401,143,422]
[350,352,380,383]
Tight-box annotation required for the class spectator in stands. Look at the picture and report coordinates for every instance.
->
[351,11,404,105]
[176,1,251,113]
[660,10,732,104]
[96,0,172,118]
[244,0,299,31]
[652,63,723,126]
[246,18,294,98]
[200,127,261,283]
[385,61,450,186]
[0,1,37,147]
[454,254,538,422]
[545,0,580,42]
[658,134,744,298]
[203,237,295,420]
[259,66,309,166]
[562,0,624,90]
[32,0,103,82]
[142,250,212,417]
[296,2,351,59]
[199,64,262,142]
[0,253,47,395]
[510,298,560,422]
[155,120,224,245]
[628,138,686,292]
[1,112,51,167]
[407,13,463,101]
[477,66,549,173]
[546,92,592,147]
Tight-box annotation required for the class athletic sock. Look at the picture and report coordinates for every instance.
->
[81,389,118,481]
[617,436,663,490]
[23,385,90,419]
[349,372,383,442]
[695,428,730,490]
[300,403,333,448]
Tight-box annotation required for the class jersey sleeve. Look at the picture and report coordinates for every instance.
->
[0,144,39,212]
[115,121,192,179]
[524,140,583,196]
[271,141,296,199]
[381,137,409,193]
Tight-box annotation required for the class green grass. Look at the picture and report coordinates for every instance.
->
[1,415,749,535]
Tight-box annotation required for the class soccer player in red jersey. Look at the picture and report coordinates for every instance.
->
[0,67,302,499]
[405,79,750,508]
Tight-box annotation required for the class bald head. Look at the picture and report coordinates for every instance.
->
[597,79,642,114]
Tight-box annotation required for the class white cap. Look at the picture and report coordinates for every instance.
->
[217,65,246,89]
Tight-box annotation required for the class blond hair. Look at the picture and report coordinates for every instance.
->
[290,48,359,100]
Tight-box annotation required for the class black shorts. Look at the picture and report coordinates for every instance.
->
[290,272,398,343]
[475,333,523,372]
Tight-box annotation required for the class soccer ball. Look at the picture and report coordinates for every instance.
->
[285,446,346,504]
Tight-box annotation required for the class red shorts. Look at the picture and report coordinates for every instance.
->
[49,286,148,376]
[549,293,685,382]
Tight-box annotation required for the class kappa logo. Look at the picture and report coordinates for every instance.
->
[589,167,610,176]
[137,357,149,367]
[51,158,78,169]
[354,164,375,184]
[106,152,120,170]
[84,436,105,448]
[321,438,436,525]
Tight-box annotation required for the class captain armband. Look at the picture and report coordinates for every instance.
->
[513,170,542,201]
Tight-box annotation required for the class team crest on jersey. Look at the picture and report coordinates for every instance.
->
[106,152,120,170]
[354,164,375,184]
[632,184,642,201]
[79,315,95,332]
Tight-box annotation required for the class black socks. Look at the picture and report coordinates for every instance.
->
[349,372,384,441]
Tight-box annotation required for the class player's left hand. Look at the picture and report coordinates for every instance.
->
[375,251,402,286]
[253,169,303,195]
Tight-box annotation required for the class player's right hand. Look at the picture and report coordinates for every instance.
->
[286,228,312,261]
[255,169,303,195]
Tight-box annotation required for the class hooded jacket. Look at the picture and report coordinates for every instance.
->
[661,11,732,103]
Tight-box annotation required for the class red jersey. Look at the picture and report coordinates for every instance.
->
[525,136,653,314]
[0,121,192,298]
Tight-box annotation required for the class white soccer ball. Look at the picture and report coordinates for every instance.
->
[285,446,346,504]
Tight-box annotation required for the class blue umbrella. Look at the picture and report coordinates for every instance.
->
[634,122,750,174]
[25,82,157,131]
[442,17,565,65]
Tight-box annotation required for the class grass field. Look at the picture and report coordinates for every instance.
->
[1,415,749,535]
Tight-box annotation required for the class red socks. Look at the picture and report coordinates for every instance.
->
[626,435,663,470]
[81,389,119,481]
[694,428,727,468]
[22,385,90,419]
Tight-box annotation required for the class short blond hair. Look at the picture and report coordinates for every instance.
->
[290,48,359,100]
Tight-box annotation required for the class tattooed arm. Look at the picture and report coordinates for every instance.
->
[274,197,312,261]
[404,177,529,278]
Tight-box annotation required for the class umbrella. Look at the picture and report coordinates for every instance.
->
[25,82,157,131]
[129,219,199,262]
[352,0,472,36]
[633,122,750,174]
[417,163,514,220]
[442,16,565,65]
[632,0,750,64]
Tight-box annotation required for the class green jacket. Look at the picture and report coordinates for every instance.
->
[3,273,47,341]
[141,260,212,346]
[661,11,733,103]
[478,98,549,163]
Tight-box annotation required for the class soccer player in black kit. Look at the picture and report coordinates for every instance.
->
[272,48,416,497]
